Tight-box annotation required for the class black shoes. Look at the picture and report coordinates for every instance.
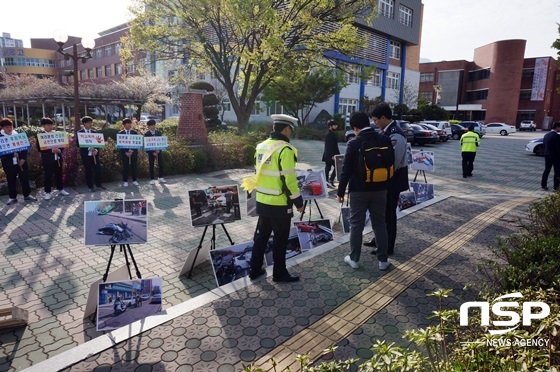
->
[541,186,549,191]
[248,269,266,280]
[273,274,299,283]
[97,185,107,190]
[364,238,377,248]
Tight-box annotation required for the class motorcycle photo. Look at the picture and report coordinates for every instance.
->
[113,299,126,316]
[97,221,133,244]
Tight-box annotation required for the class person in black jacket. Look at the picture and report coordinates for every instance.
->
[37,117,70,200]
[0,117,36,205]
[144,119,166,184]
[119,118,139,187]
[336,112,390,271]
[77,116,105,192]
[368,104,409,256]
[322,119,340,187]
[541,121,560,190]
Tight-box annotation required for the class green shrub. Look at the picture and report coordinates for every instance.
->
[294,127,325,140]
[192,150,208,173]
[98,138,121,183]
[241,144,256,165]
[100,128,119,142]
[166,138,194,175]
[524,191,560,239]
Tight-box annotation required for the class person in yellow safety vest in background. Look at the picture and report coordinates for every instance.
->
[460,124,480,178]
[248,114,304,283]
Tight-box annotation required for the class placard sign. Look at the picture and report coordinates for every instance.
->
[37,132,69,151]
[0,133,31,156]
[77,132,105,148]
[116,134,143,149]
[144,136,168,151]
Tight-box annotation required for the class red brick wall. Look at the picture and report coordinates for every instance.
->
[177,91,208,143]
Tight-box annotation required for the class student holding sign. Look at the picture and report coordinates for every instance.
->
[118,118,139,187]
[0,117,36,205]
[36,118,70,200]
[144,119,166,185]
[77,116,106,193]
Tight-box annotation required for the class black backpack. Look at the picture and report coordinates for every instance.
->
[359,133,395,183]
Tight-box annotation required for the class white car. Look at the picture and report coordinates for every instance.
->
[485,123,516,136]
[234,253,251,270]
[519,120,536,131]
[525,137,544,156]
[139,115,161,124]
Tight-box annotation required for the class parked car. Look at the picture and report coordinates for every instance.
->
[419,123,448,142]
[423,120,452,140]
[525,137,544,156]
[234,252,251,271]
[450,124,468,140]
[409,124,438,145]
[396,120,415,143]
[519,120,537,131]
[485,122,516,136]
[139,115,161,124]
[150,293,162,304]
[460,121,486,137]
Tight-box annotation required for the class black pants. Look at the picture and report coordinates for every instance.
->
[148,152,164,179]
[541,155,560,189]
[5,163,31,199]
[43,161,63,193]
[462,152,476,177]
[121,153,138,182]
[385,187,400,255]
[250,215,291,277]
[81,154,102,188]
[324,159,336,183]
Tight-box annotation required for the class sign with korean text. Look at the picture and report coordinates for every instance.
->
[144,136,168,151]
[77,132,106,148]
[37,132,69,151]
[116,134,143,150]
[531,57,549,101]
[0,133,31,156]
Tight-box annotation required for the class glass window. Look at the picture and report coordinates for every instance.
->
[222,98,232,112]
[80,70,86,81]
[338,98,358,118]
[387,71,400,90]
[88,68,94,78]
[468,68,490,82]
[105,65,112,76]
[252,101,263,115]
[105,46,112,57]
[466,89,488,101]
[367,69,382,86]
[267,101,284,115]
[399,5,413,27]
[342,63,360,84]
[115,42,122,55]
[419,91,432,102]
[127,64,136,73]
[95,49,103,59]
[96,67,103,78]
[115,63,123,75]
[389,41,401,60]
[519,90,531,100]
[420,72,434,82]
[378,0,394,18]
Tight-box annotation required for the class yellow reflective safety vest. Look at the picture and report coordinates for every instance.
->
[254,138,301,207]
[460,131,479,152]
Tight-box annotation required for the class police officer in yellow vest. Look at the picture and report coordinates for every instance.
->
[460,124,480,178]
[249,114,304,282]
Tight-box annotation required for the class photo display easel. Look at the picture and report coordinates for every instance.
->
[186,223,234,279]
[410,150,435,183]
[296,169,328,221]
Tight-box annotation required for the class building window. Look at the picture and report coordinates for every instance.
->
[252,101,263,115]
[420,72,434,82]
[522,68,534,79]
[95,49,103,59]
[343,63,360,84]
[419,91,432,102]
[267,101,285,115]
[96,67,103,78]
[519,90,532,100]
[88,68,94,79]
[378,0,394,18]
[466,89,488,101]
[115,63,123,75]
[389,41,401,60]
[105,46,112,57]
[387,71,400,90]
[115,42,122,55]
[127,64,136,73]
[367,69,382,86]
[80,70,86,81]
[59,60,65,68]
[105,65,112,76]
[399,5,413,27]
[468,68,490,81]
[338,98,358,118]
[222,98,232,112]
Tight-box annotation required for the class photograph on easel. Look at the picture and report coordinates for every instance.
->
[209,242,268,287]
[334,154,344,182]
[84,200,148,246]
[188,185,241,227]
[410,150,435,171]
[293,219,333,250]
[398,191,417,211]
[96,277,162,331]
[340,208,370,234]
[246,190,257,217]
[410,182,435,203]
[296,169,329,200]
[265,227,302,265]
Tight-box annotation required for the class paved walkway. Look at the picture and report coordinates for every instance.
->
[0,133,549,371]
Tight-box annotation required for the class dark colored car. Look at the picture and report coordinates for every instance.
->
[450,124,468,140]
[396,120,415,143]
[409,124,439,145]
[419,123,447,142]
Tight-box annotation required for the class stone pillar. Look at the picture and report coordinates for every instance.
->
[177,89,208,143]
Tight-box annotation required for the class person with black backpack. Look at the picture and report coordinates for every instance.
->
[336,112,391,271]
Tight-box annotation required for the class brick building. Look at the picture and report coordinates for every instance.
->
[419,39,560,129]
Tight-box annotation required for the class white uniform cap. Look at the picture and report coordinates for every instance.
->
[271,114,298,129]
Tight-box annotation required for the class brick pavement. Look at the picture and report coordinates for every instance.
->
[0,133,550,371]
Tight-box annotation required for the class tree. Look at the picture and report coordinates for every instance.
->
[392,104,409,120]
[261,66,346,126]
[552,23,560,94]
[126,0,376,132]
[421,104,450,121]
[391,80,419,108]
[360,95,383,114]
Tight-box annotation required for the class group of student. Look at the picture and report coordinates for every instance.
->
[0,116,166,205]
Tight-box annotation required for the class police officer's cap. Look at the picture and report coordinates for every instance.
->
[271,114,298,130]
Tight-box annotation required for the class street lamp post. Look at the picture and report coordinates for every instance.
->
[53,31,95,133]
